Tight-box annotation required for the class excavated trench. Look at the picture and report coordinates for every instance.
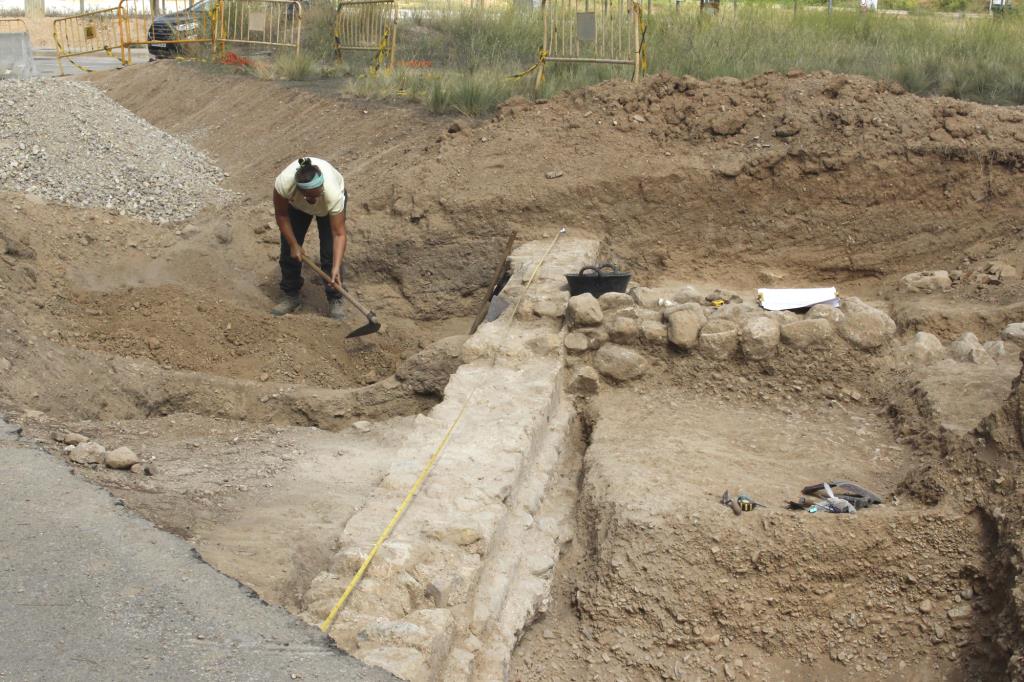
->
[511,351,1023,681]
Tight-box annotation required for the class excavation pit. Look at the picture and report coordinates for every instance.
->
[3,61,1024,681]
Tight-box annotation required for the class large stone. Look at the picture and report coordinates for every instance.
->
[740,316,781,359]
[950,332,994,365]
[593,344,648,382]
[607,316,640,344]
[666,306,707,351]
[708,302,760,321]
[598,292,634,311]
[698,319,739,360]
[568,366,600,395]
[396,335,468,397]
[898,271,953,294]
[104,446,140,470]
[672,285,704,305]
[566,293,603,327]
[579,327,609,350]
[806,303,844,325]
[780,318,835,349]
[905,331,945,364]
[61,432,90,445]
[640,320,668,344]
[564,332,590,354]
[630,287,675,309]
[984,261,1019,282]
[984,340,1009,360]
[68,442,105,465]
[532,298,566,319]
[773,311,800,326]
[1001,322,1024,345]
[526,333,561,356]
[837,298,896,350]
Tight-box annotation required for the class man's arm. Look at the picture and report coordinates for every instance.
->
[329,211,347,288]
[273,190,303,261]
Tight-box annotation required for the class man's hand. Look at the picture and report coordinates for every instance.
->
[290,243,304,262]
[329,269,343,291]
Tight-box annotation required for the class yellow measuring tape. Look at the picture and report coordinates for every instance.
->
[320,228,566,633]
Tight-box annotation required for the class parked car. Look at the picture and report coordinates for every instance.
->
[147,0,217,59]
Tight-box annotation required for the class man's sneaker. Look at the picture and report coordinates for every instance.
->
[328,299,346,320]
[271,295,301,316]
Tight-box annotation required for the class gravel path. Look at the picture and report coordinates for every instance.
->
[0,78,232,222]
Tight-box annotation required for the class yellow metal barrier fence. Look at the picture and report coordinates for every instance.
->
[118,0,220,61]
[536,0,644,86]
[217,0,302,54]
[52,8,125,75]
[334,0,396,71]
[0,17,30,34]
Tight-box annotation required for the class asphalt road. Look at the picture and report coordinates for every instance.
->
[31,47,151,77]
[0,418,395,682]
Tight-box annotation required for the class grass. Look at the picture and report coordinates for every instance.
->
[646,9,1024,104]
[324,5,1024,114]
[273,50,319,80]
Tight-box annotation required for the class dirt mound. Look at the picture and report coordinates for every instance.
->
[380,70,1024,287]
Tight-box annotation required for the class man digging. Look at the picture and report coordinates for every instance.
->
[271,157,348,318]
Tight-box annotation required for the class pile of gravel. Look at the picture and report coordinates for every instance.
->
[0,79,232,223]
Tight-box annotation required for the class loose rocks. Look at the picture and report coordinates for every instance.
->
[837,298,896,350]
[69,442,105,465]
[593,344,648,382]
[1001,323,1024,345]
[566,294,603,327]
[0,79,232,222]
[899,271,953,293]
[949,332,993,365]
[905,331,945,363]
[104,446,140,470]
[60,432,90,445]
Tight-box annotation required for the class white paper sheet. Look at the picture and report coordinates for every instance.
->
[757,287,839,312]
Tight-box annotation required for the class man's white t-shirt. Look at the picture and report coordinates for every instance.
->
[274,157,346,217]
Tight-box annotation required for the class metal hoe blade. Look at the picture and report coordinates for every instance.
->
[346,314,381,338]
[299,253,382,338]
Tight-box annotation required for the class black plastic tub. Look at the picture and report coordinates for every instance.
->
[565,264,632,298]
